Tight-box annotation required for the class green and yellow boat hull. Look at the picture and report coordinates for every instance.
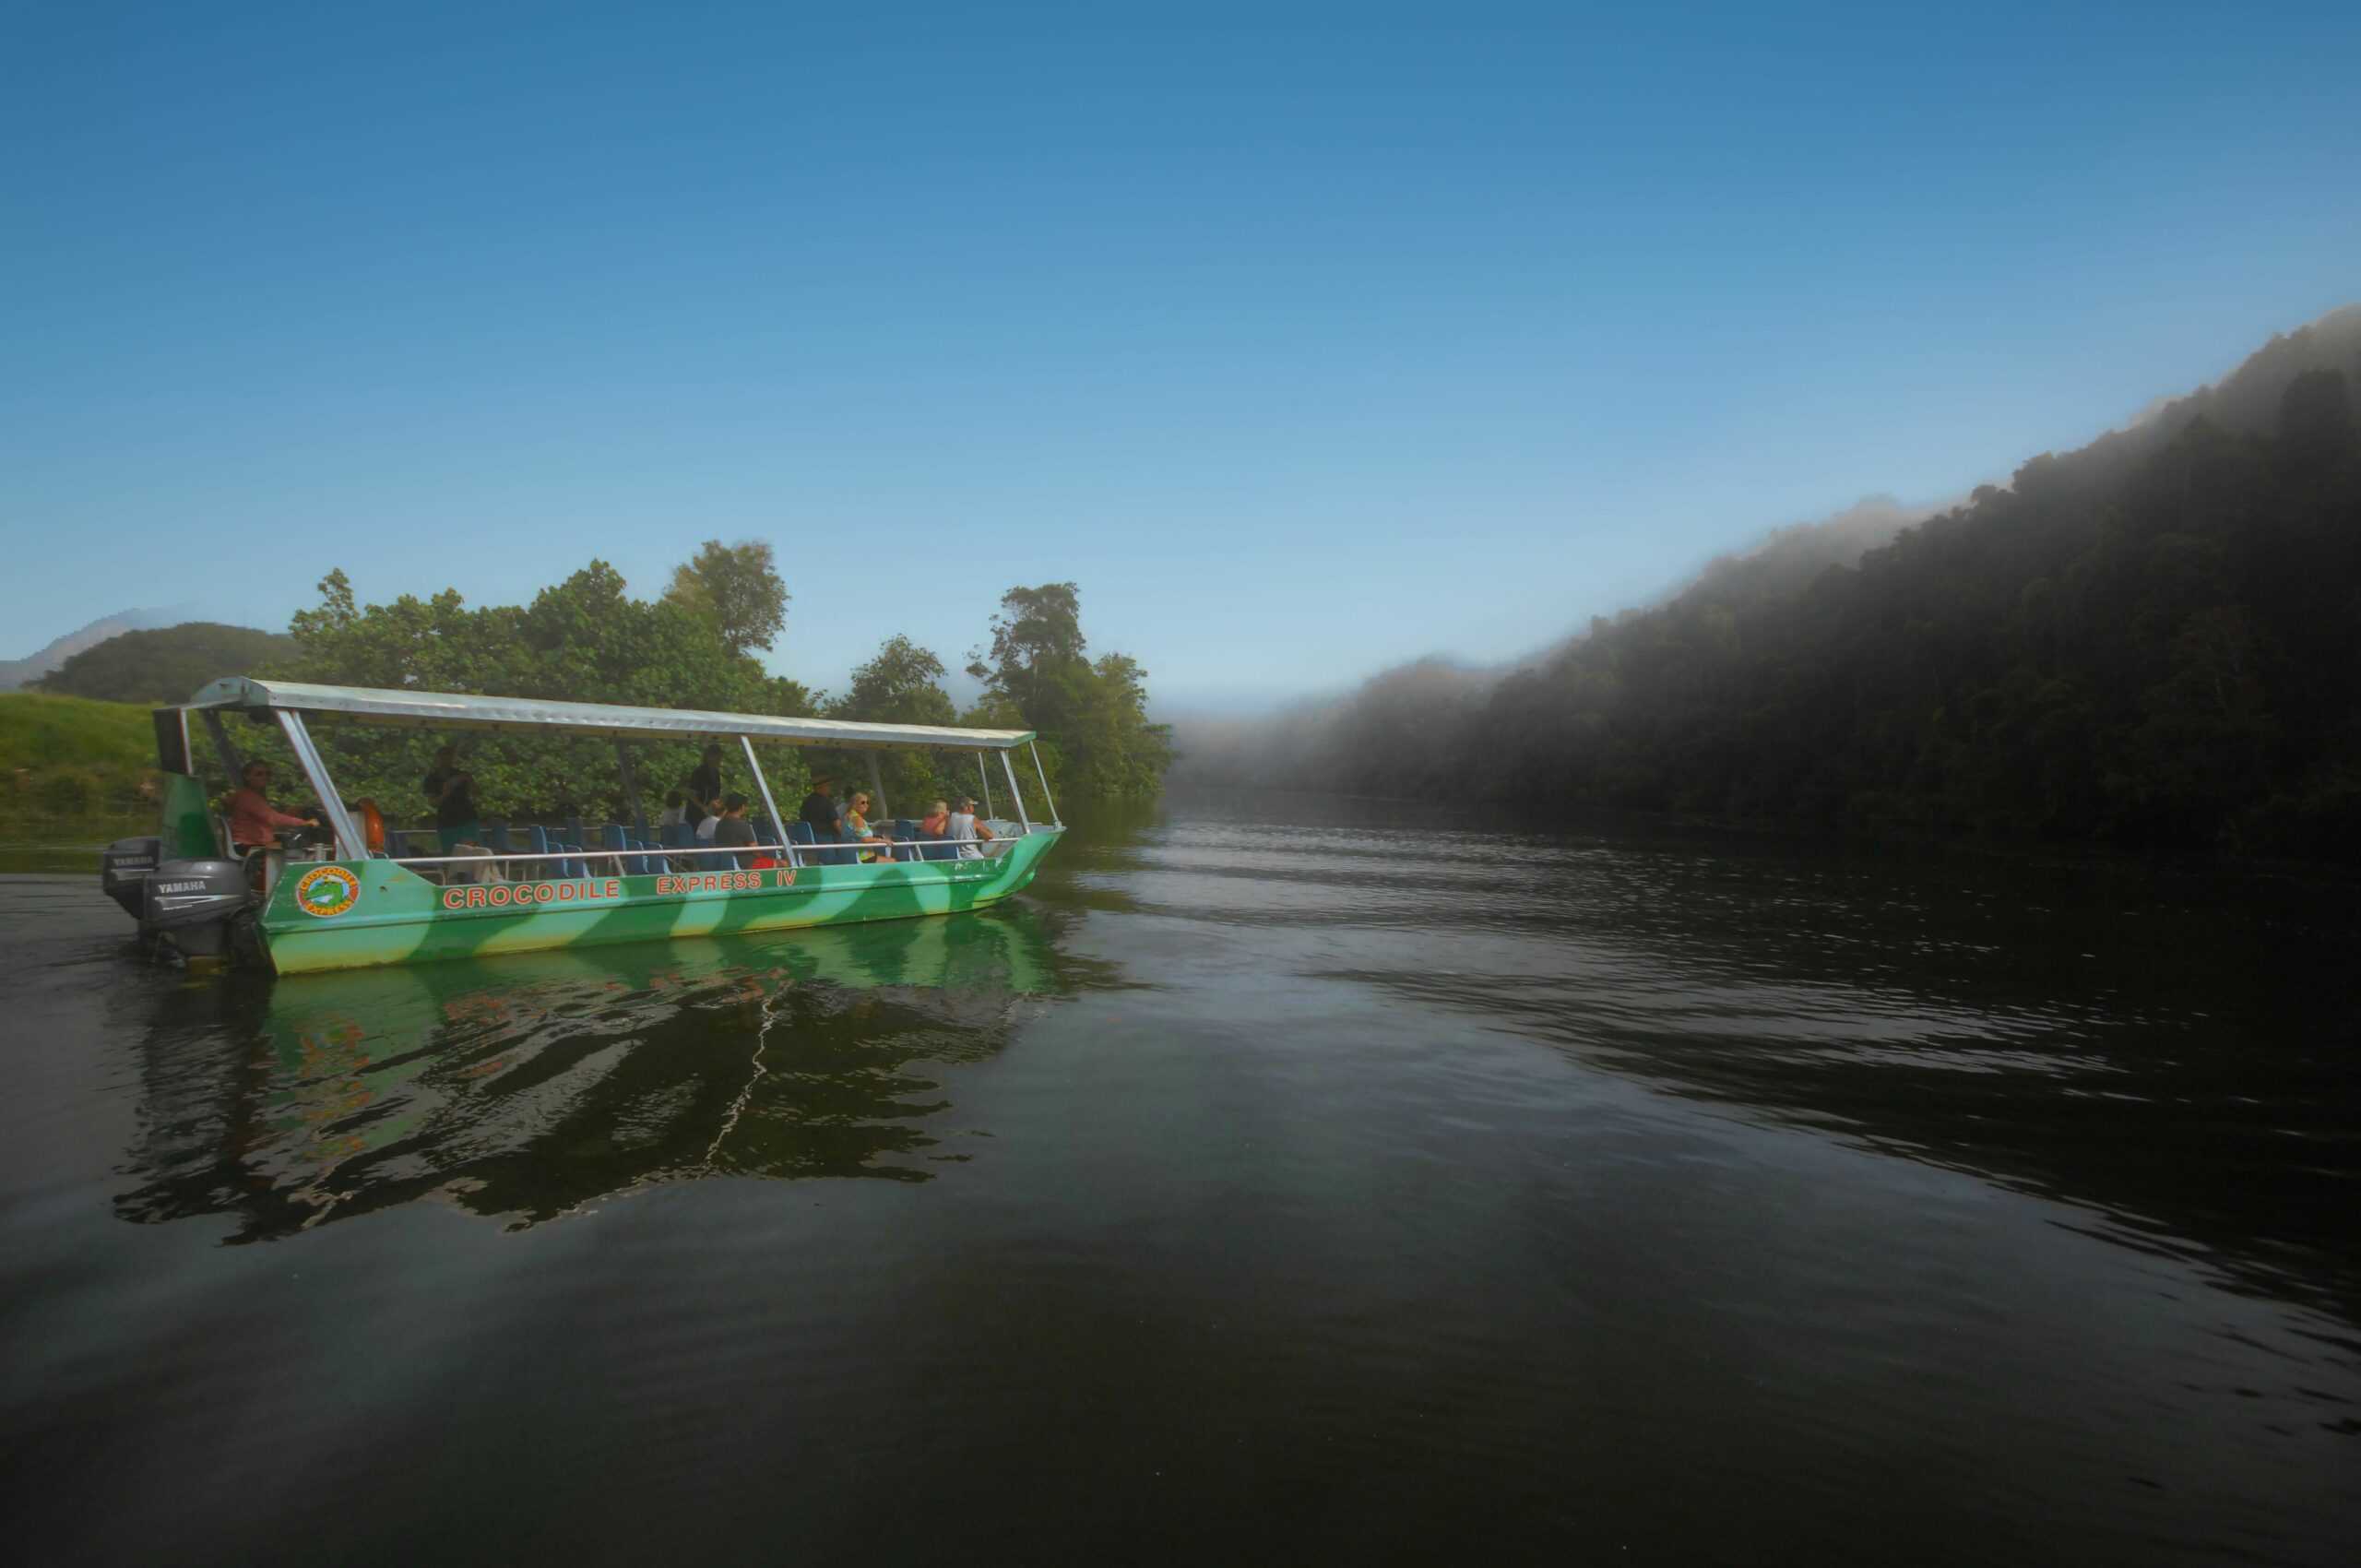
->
[260,831,1061,975]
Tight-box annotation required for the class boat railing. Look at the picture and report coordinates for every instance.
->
[381,831,1036,879]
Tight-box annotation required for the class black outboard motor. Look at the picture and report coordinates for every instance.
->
[101,836,161,921]
[139,860,253,962]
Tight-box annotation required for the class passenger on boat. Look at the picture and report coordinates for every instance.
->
[655,790,688,828]
[919,800,951,840]
[421,747,482,852]
[709,793,755,848]
[229,761,320,852]
[843,790,896,862]
[797,774,843,841]
[945,797,993,860]
[682,745,726,829]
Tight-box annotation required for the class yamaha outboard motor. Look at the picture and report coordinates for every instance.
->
[139,860,253,963]
[105,749,257,968]
[101,836,160,921]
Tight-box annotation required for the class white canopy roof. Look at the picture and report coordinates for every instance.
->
[184,678,1035,752]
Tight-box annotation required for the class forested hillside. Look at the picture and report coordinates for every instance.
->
[34,623,291,704]
[0,608,175,690]
[1188,308,2361,859]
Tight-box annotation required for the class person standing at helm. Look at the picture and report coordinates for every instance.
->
[421,746,481,853]
[682,744,726,831]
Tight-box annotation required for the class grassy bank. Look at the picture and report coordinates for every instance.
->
[0,692,158,820]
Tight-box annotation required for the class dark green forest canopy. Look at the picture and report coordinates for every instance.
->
[33,622,291,704]
[1187,315,2361,861]
[240,559,1167,826]
[964,583,1173,801]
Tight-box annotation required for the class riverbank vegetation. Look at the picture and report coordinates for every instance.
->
[5,544,1169,832]
[252,553,1167,825]
[1182,311,2361,861]
[0,693,158,823]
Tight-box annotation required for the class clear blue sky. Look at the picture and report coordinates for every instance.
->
[4,2,2355,709]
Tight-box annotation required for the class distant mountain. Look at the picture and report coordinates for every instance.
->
[0,608,195,691]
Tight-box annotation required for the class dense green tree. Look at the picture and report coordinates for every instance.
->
[828,635,958,810]
[264,560,814,826]
[32,623,291,704]
[665,539,789,655]
[968,583,1088,714]
[837,636,957,728]
[967,583,1170,801]
[226,556,1166,830]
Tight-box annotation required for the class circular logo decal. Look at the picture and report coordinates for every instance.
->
[294,865,362,918]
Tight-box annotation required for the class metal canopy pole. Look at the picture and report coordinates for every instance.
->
[278,710,364,861]
[615,740,645,826]
[976,752,993,818]
[1000,749,1031,836]
[738,735,789,859]
[865,752,888,820]
[199,710,243,781]
[1028,741,1061,827]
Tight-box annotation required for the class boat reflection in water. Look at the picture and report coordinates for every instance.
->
[117,906,1091,1241]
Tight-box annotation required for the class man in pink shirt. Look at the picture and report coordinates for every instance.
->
[229,760,319,850]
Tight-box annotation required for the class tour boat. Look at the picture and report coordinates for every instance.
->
[98,679,1064,975]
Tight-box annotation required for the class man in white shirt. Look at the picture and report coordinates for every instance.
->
[945,797,995,860]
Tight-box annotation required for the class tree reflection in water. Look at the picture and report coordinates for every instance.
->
[115,907,1109,1241]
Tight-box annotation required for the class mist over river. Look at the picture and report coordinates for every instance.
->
[2,790,2355,1564]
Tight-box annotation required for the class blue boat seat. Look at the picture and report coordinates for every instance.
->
[602,823,658,877]
[785,818,853,865]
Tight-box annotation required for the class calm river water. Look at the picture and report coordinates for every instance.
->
[2,790,2355,1564]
